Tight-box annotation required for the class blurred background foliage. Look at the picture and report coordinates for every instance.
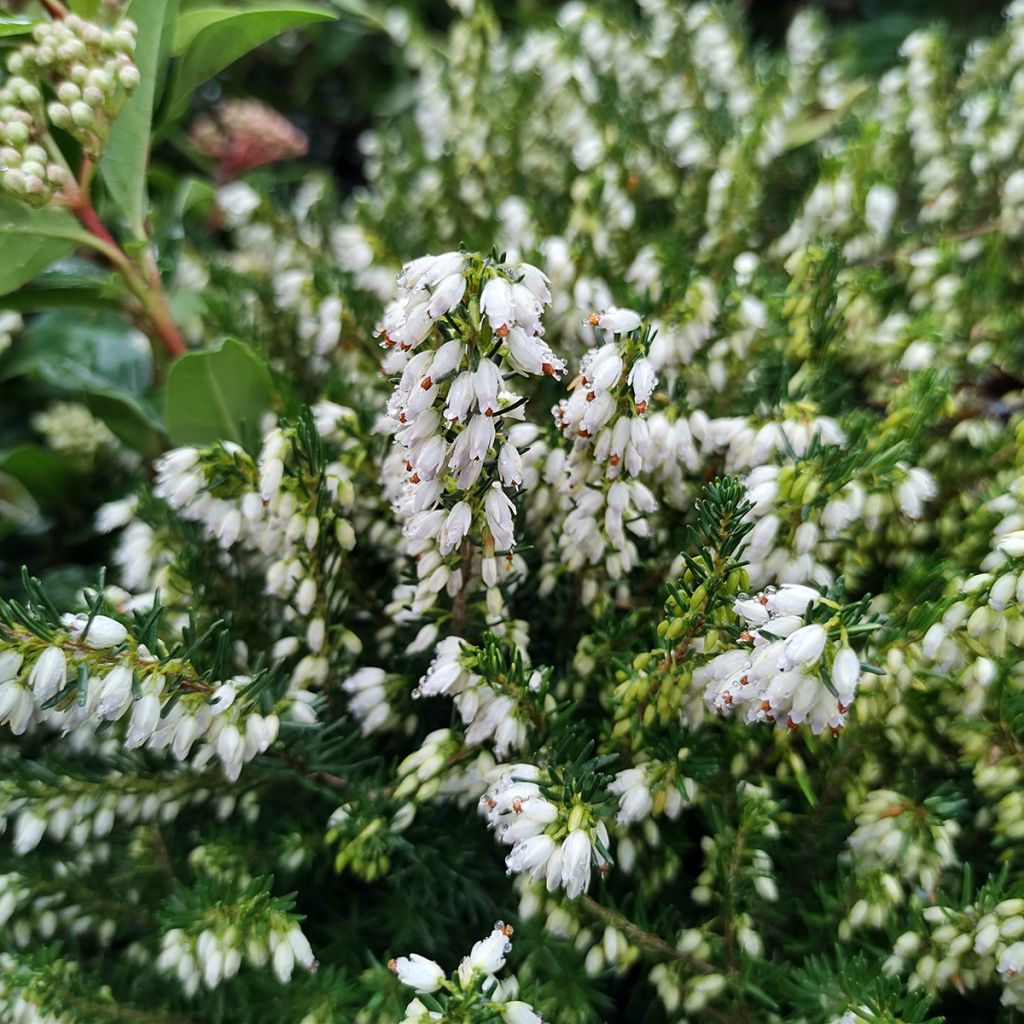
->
[200,0,1009,189]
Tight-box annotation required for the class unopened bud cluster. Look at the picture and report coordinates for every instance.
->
[1,15,139,203]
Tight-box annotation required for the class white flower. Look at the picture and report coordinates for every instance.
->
[778,624,827,671]
[28,646,66,702]
[0,680,32,735]
[484,485,516,551]
[65,613,127,649]
[627,357,656,409]
[765,584,821,617]
[609,768,653,824]
[506,833,556,876]
[96,666,134,721]
[895,466,936,519]
[466,924,511,975]
[498,444,523,488]
[427,273,467,318]
[831,647,860,707]
[481,277,514,332]
[998,941,1024,980]
[559,829,592,898]
[502,1002,543,1024]
[124,691,161,749]
[997,530,1024,557]
[391,953,446,993]
[440,502,473,555]
[13,811,46,855]
[590,306,642,333]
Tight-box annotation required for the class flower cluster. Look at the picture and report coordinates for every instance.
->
[0,608,280,781]
[391,922,542,1024]
[548,310,658,598]
[479,763,611,899]
[696,583,865,733]
[190,99,308,182]
[157,897,315,995]
[1,15,139,203]
[380,251,560,624]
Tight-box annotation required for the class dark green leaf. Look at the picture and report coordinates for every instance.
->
[0,311,162,451]
[164,3,335,119]
[0,447,81,507]
[0,470,40,539]
[164,337,276,450]
[2,310,153,396]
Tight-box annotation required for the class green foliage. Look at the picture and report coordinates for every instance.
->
[102,0,180,239]
[163,337,276,449]
[163,2,337,120]
[0,197,95,298]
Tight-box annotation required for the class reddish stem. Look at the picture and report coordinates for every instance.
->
[76,201,120,252]
[41,0,68,17]
[71,161,188,361]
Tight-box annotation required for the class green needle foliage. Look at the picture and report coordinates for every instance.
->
[1,0,1024,1022]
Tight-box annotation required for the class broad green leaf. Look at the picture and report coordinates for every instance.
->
[1,310,163,452]
[101,0,180,239]
[84,391,164,454]
[164,3,335,119]
[3,310,153,395]
[0,447,81,507]
[0,196,98,298]
[164,337,276,450]
[0,470,40,540]
[0,16,36,36]
[0,258,120,314]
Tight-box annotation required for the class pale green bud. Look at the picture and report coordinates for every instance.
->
[47,103,72,129]
[2,168,25,192]
[57,82,81,105]
[118,65,141,90]
[70,102,94,127]
[87,69,114,94]
[17,83,42,107]
[111,29,136,53]
[4,122,29,147]
[56,40,86,63]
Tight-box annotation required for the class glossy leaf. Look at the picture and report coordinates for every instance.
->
[101,0,180,239]
[164,337,276,450]
[164,3,335,119]
[2,311,153,396]
[0,197,97,298]
[0,16,36,36]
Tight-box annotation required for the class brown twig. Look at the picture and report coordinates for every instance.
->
[581,895,714,971]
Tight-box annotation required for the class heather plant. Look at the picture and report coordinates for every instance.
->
[1,1,1024,1022]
